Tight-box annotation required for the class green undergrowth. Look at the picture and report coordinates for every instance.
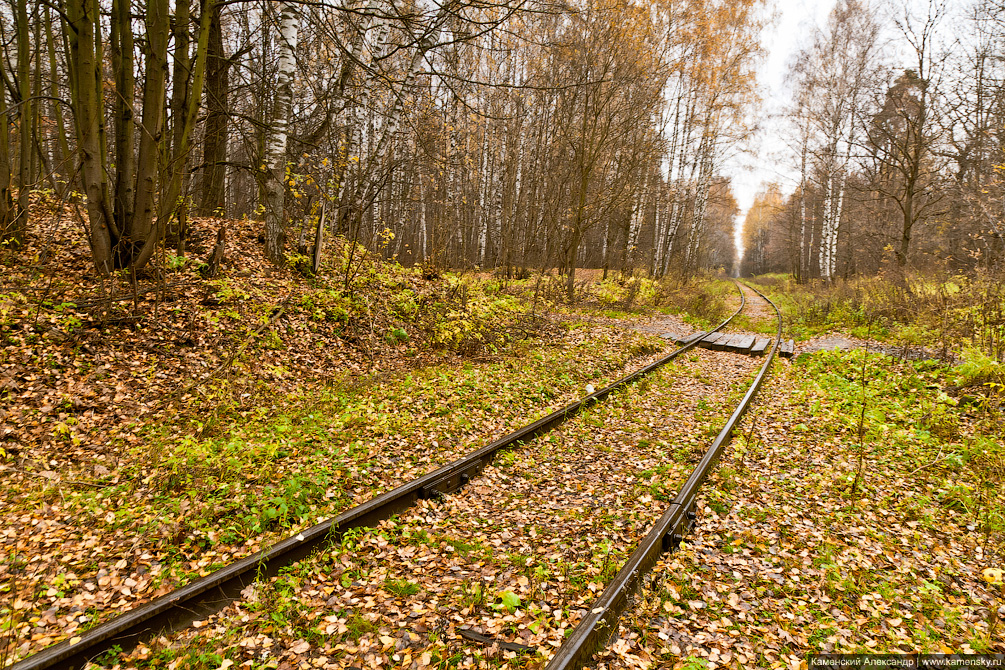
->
[730,313,778,335]
[656,275,737,331]
[493,270,737,330]
[791,348,1003,491]
[746,272,1005,359]
[697,347,1005,653]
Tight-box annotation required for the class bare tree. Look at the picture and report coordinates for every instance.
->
[864,0,946,268]
[790,0,883,281]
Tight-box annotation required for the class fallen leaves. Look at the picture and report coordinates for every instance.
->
[105,347,759,669]
[595,347,1004,668]
[2,225,693,664]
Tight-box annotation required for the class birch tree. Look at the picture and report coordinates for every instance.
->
[263,2,300,263]
[791,0,882,281]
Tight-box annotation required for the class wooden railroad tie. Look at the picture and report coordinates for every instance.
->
[669,332,795,358]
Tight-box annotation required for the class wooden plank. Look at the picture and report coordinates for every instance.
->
[750,337,770,356]
[716,334,738,351]
[701,332,723,347]
[732,335,755,353]
[780,339,795,358]
[684,332,705,344]
[703,333,723,349]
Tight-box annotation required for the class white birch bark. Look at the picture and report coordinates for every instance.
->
[477,125,489,264]
[798,111,809,280]
[264,1,299,263]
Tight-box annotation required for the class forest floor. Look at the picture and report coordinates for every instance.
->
[2,215,1004,668]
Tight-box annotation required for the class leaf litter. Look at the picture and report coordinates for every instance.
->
[594,350,1005,669]
[2,216,706,664]
[102,347,761,669]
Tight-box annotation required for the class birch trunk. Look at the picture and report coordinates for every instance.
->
[477,127,489,264]
[418,172,427,260]
[263,2,299,264]
[684,139,713,272]
[798,124,808,282]
[819,171,833,281]
[0,70,12,239]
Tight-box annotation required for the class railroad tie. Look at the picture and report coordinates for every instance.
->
[750,337,771,356]
[681,332,784,358]
[715,334,737,351]
[732,335,755,354]
[779,339,795,358]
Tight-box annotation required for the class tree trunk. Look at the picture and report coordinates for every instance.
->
[263,1,299,264]
[0,71,13,240]
[199,3,229,216]
[126,0,169,265]
[45,4,72,190]
[798,126,808,283]
[12,0,32,246]
[67,0,115,274]
[168,0,192,254]
[131,0,214,271]
[111,0,136,250]
[897,190,913,267]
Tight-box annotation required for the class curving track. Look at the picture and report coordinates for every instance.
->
[12,281,782,670]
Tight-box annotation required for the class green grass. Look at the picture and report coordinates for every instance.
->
[746,272,1005,356]
[383,578,421,597]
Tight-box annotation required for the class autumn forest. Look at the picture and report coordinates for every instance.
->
[2,0,1005,666]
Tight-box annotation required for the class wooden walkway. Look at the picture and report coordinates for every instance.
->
[667,331,795,358]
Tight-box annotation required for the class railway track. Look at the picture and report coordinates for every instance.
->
[12,281,781,670]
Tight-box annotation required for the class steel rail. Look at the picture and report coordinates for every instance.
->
[545,281,782,670]
[12,284,748,670]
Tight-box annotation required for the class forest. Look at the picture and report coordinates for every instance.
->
[741,0,1004,283]
[2,0,1005,666]
[0,0,757,293]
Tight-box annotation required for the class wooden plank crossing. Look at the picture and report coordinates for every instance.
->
[670,331,793,358]
[713,334,734,351]
[702,332,724,347]
[732,335,755,353]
